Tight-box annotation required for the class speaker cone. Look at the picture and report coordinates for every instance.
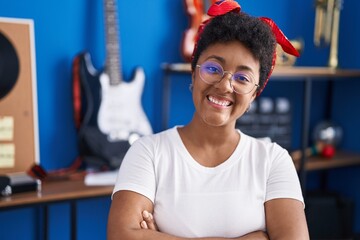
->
[0,31,20,100]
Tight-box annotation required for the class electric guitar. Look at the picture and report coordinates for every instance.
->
[72,0,152,169]
[182,0,216,62]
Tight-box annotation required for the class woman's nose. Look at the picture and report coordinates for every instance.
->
[214,72,233,92]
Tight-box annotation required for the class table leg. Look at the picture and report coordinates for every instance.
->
[70,200,77,240]
[43,204,48,240]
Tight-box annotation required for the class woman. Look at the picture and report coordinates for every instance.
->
[107,0,309,239]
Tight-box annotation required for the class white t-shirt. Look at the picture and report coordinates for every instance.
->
[113,126,304,238]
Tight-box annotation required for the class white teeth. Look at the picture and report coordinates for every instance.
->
[208,96,230,106]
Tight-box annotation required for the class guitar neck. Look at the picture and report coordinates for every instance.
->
[104,0,122,84]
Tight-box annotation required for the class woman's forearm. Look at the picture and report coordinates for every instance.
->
[138,211,269,240]
[112,230,267,240]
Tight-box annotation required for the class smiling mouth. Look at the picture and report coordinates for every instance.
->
[207,95,232,107]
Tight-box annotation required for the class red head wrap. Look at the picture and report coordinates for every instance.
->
[192,0,300,96]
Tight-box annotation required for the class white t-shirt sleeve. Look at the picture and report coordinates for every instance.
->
[112,137,156,203]
[265,144,304,205]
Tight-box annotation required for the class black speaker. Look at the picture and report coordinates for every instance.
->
[0,174,39,196]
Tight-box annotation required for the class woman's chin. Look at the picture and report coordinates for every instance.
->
[203,113,229,127]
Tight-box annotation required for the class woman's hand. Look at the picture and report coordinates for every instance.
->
[140,210,158,231]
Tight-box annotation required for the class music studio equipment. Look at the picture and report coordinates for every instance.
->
[313,0,343,68]
[182,0,216,62]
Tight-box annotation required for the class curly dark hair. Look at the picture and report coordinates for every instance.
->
[191,12,276,94]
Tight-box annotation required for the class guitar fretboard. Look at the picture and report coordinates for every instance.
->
[104,0,122,85]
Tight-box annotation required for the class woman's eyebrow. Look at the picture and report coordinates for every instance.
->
[204,55,225,64]
[204,55,255,73]
[236,65,254,72]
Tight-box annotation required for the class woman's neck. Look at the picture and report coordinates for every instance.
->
[176,114,241,167]
[180,115,239,145]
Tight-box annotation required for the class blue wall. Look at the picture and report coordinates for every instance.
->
[0,0,360,239]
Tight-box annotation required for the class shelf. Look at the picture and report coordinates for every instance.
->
[272,67,360,79]
[294,151,360,171]
[162,63,360,79]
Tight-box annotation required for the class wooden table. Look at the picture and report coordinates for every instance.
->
[0,179,114,240]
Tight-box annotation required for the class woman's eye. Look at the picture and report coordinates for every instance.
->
[206,66,221,74]
[234,73,250,83]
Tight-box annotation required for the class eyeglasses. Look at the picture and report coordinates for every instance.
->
[196,61,259,95]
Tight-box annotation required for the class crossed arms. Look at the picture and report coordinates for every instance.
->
[107,190,309,240]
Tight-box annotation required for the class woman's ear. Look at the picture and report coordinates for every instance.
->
[250,91,257,102]
[191,70,195,82]
[191,71,196,86]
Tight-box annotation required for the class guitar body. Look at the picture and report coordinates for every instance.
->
[74,52,102,128]
[73,52,152,169]
[97,64,152,141]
